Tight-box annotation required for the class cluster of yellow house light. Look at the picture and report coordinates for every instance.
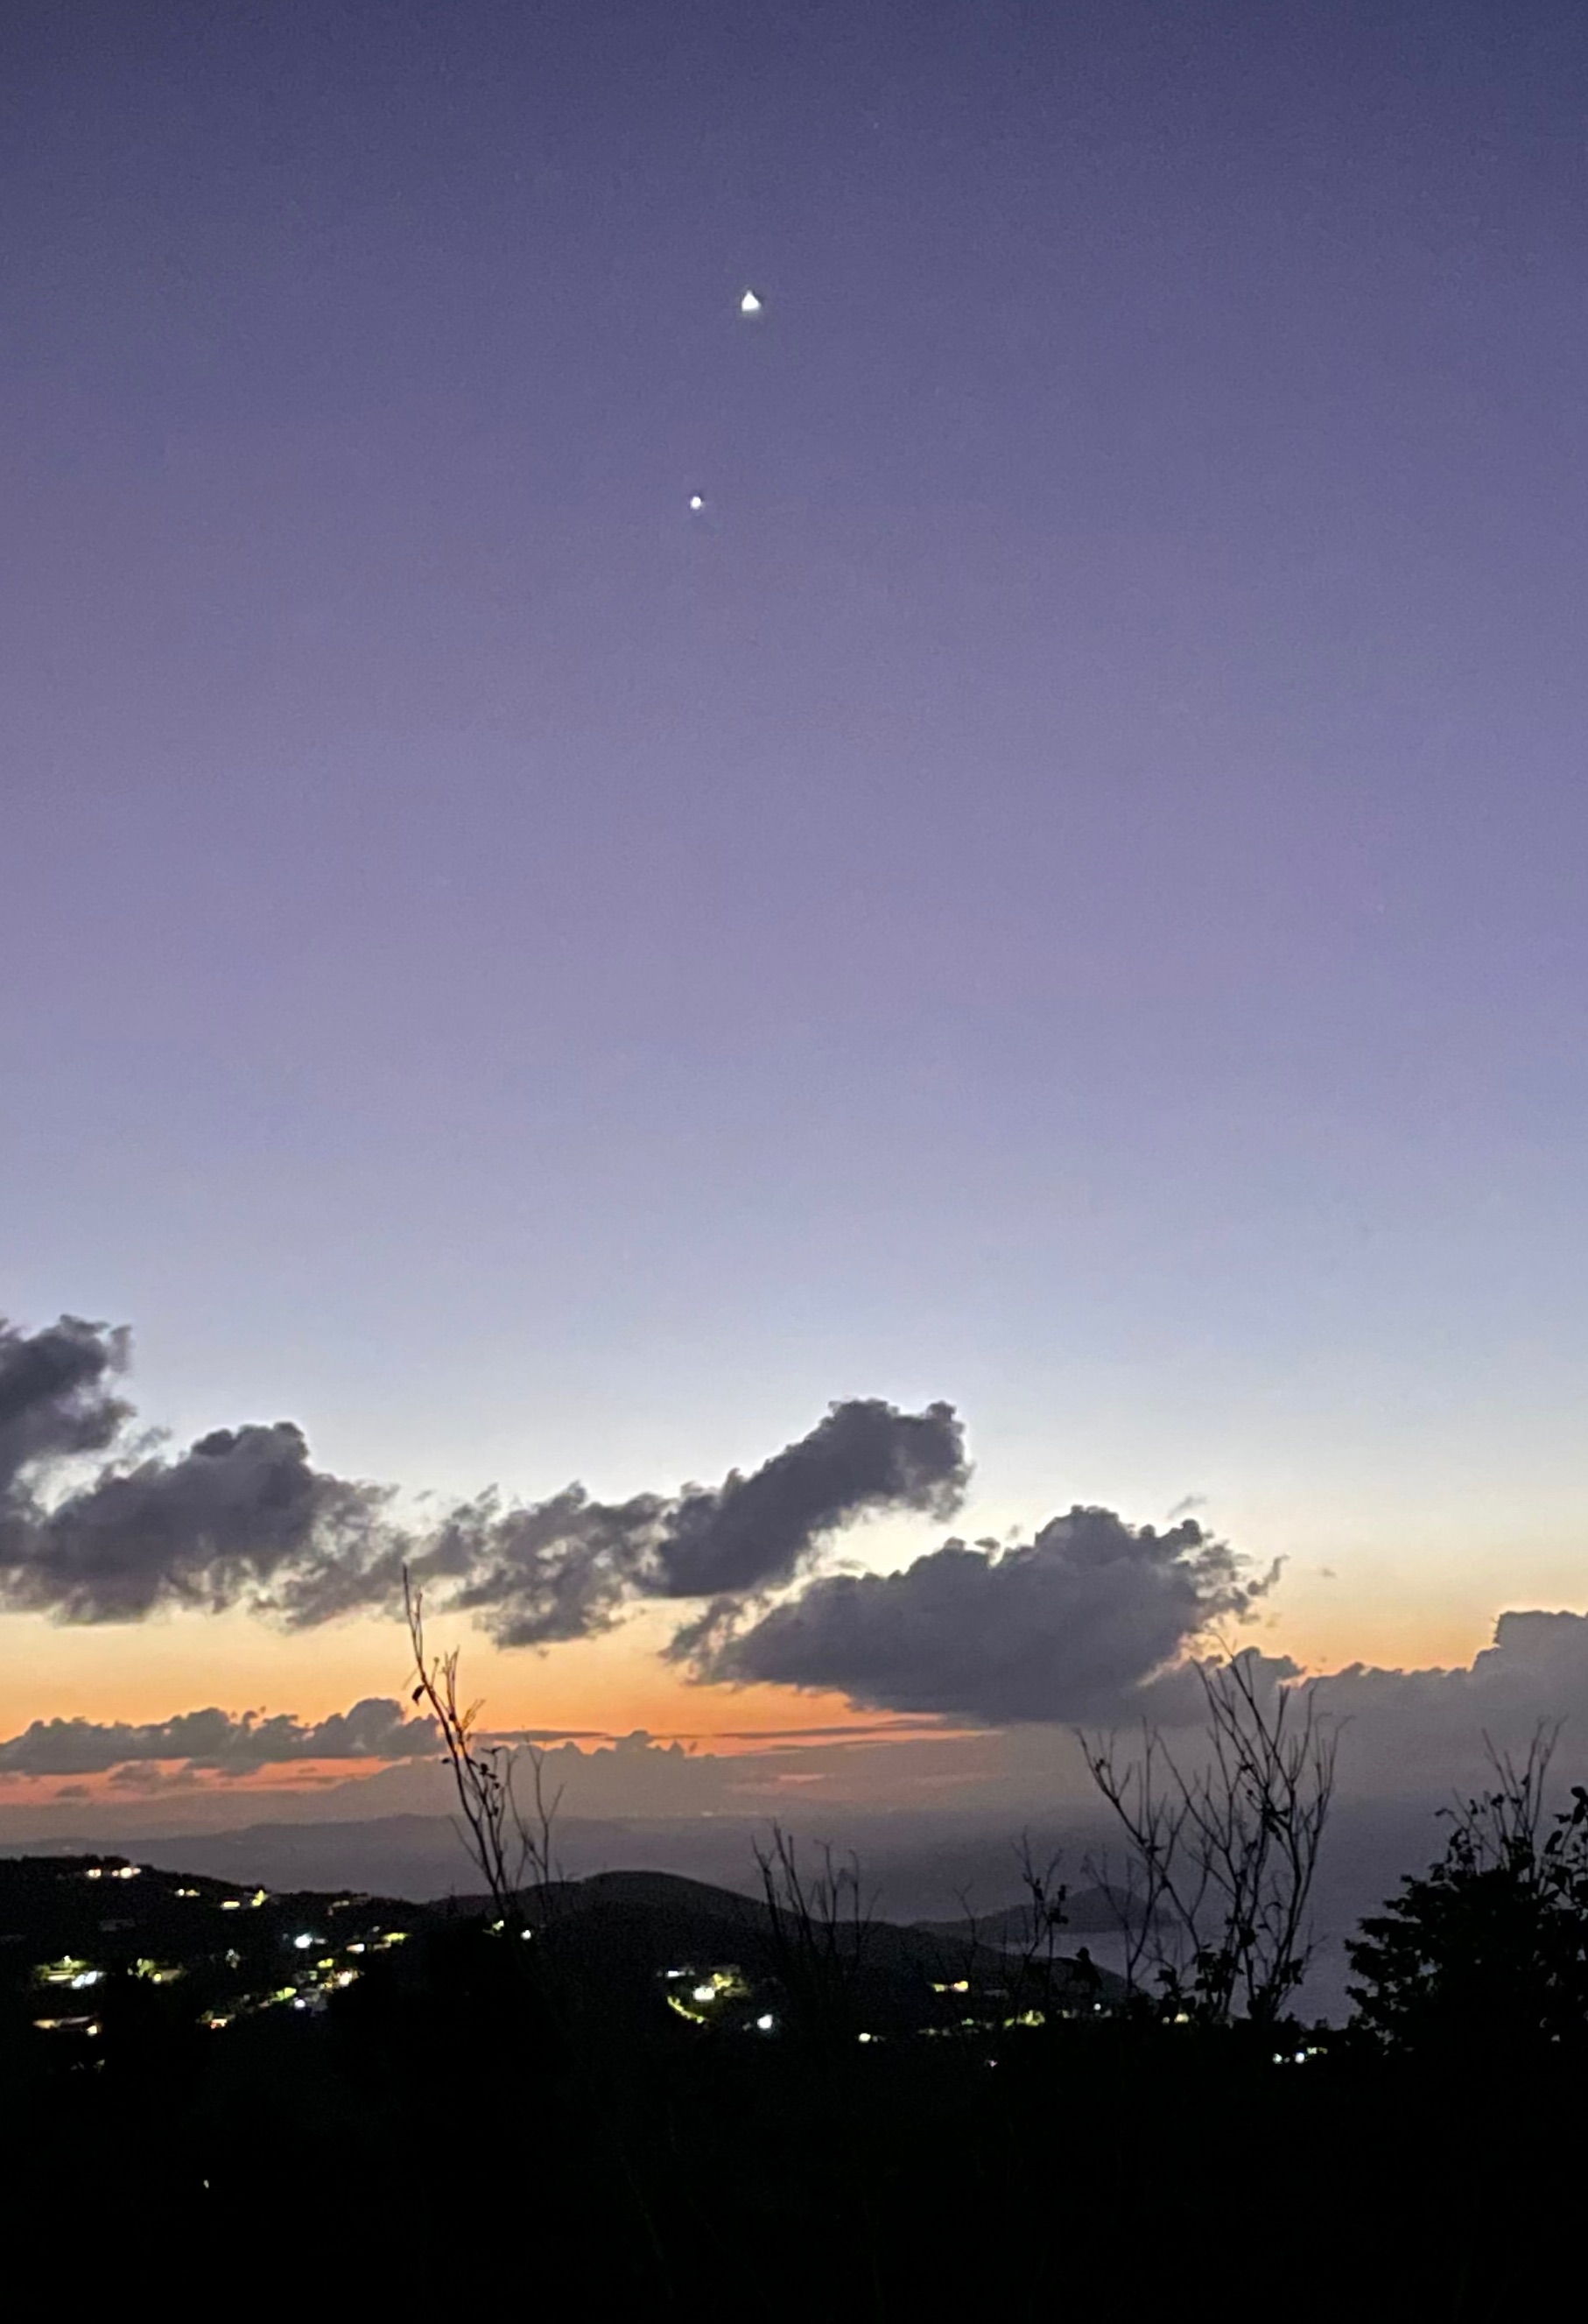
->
[31,1870,413,2033]
[201,1927,408,2029]
[32,1950,105,2033]
[662,1964,758,2026]
[32,1952,187,2026]
[660,1962,1064,2046]
[924,1975,1048,2032]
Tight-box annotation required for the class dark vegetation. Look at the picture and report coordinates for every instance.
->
[3,1647,1584,2314]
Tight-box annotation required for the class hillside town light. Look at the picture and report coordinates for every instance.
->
[134,1960,184,1984]
[37,1957,93,1985]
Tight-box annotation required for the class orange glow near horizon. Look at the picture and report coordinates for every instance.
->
[0,1758,373,1810]
[0,1568,1568,1770]
[0,1601,914,1743]
[0,1715,988,1816]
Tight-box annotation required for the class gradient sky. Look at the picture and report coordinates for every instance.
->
[5,0,1588,1753]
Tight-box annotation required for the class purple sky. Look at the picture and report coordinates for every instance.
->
[4,0,1588,1755]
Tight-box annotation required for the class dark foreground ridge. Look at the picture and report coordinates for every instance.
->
[0,1853,1121,2043]
[1,1847,1582,2316]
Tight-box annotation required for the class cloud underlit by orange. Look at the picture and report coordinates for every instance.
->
[0,1602,910,1749]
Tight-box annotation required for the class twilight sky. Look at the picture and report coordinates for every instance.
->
[4,0,1588,1810]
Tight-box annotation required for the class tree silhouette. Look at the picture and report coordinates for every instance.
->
[1349,1727,1588,2053]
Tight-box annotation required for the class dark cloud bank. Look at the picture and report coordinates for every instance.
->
[672,1509,1273,1722]
[10,1317,1588,1776]
[0,1315,1259,1723]
[0,1313,969,1640]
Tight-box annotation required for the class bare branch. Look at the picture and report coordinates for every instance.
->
[1079,1654,1337,2025]
[404,1568,560,1932]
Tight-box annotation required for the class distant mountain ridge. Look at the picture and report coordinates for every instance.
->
[0,1852,1128,2053]
[430,1864,1130,2023]
[1,1820,1149,1969]
[439,1866,1125,1993]
[910,1884,1162,1945]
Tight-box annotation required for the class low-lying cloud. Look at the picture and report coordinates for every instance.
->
[0,1697,440,1778]
[678,1507,1275,1722]
[0,1315,967,1644]
[1298,1609,1588,1788]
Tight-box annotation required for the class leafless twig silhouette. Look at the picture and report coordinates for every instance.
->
[1079,1651,1337,2025]
[405,1571,562,1928]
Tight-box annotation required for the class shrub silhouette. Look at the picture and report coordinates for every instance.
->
[1349,1729,1588,2054]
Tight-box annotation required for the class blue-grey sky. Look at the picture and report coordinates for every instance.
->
[4,0,1587,1750]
